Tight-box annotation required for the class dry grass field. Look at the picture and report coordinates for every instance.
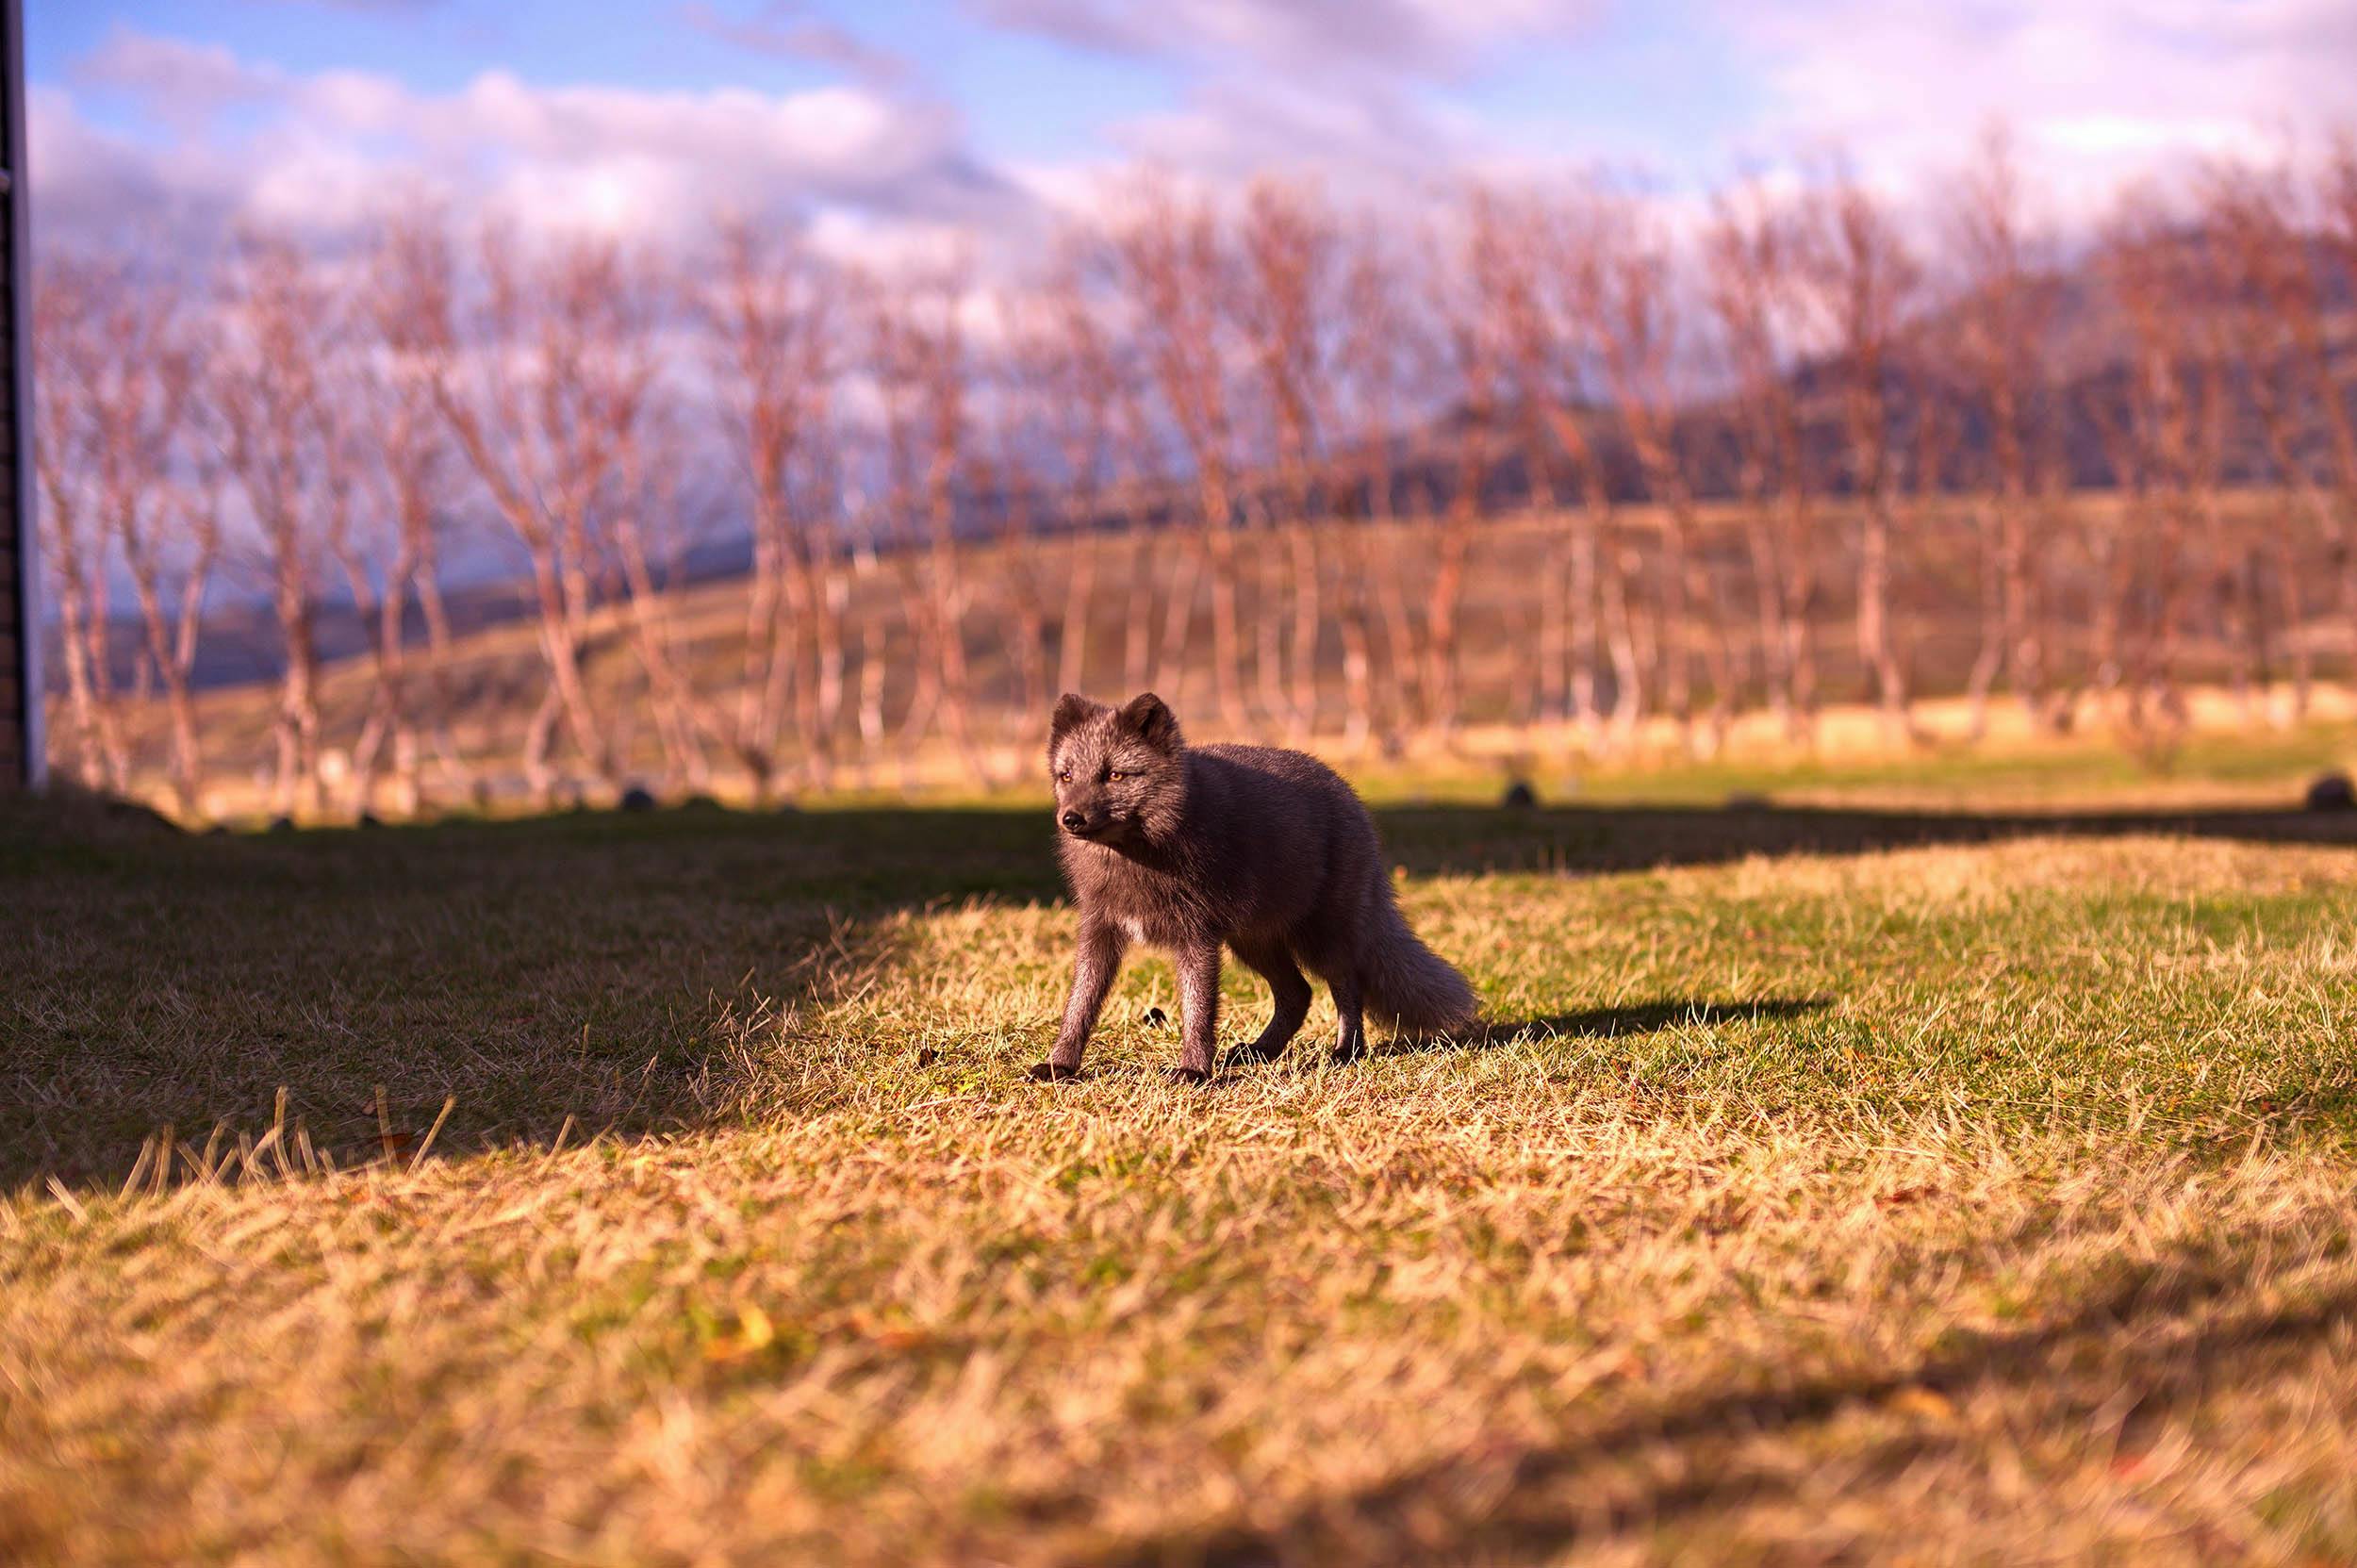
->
[8,731,2357,1563]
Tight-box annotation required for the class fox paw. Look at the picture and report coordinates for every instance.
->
[1162,1065,1211,1086]
[1026,1062,1082,1082]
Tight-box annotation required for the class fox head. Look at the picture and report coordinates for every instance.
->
[1048,692,1186,846]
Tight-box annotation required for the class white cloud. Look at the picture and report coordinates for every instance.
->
[27,84,247,247]
[1000,0,2352,245]
[972,0,1599,82]
[34,28,1026,255]
[72,25,285,131]
[1720,0,2356,212]
[679,3,915,90]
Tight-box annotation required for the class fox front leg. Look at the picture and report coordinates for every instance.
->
[1031,916,1128,1081]
[1168,939,1223,1083]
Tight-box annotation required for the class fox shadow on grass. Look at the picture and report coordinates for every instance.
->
[1374,996,1834,1059]
[1370,799,2357,881]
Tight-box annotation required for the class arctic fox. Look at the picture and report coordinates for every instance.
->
[1032,691,1478,1082]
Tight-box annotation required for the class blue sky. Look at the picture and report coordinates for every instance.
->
[30,0,1185,163]
[24,0,2355,256]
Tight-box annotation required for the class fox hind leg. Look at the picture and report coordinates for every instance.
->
[1289,921,1368,1064]
[1328,967,1368,1063]
[1226,938,1312,1067]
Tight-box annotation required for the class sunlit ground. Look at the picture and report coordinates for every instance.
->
[7,728,2357,1562]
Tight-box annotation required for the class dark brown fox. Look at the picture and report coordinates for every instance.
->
[1032,692,1478,1082]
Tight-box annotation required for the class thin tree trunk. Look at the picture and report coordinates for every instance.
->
[410,557,470,799]
[1857,491,1910,739]
[1601,541,1643,748]
[2273,527,2311,722]
[1538,532,1570,725]
[271,578,323,819]
[1058,523,1097,699]
[1964,503,2005,741]
[1422,491,1473,743]
[1285,518,1319,738]
[1337,528,1375,755]
[1152,532,1202,708]
[1203,488,1244,730]
[523,547,605,804]
[53,556,127,793]
[335,543,411,818]
[1249,503,1289,731]
[124,567,204,815]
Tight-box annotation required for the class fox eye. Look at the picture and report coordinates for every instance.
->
[1055,768,1071,783]
[1107,769,1127,782]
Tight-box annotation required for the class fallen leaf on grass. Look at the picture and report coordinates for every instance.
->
[1889,1385,1956,1421]
[704,1304,777,1363]
[842,1312,931,1351]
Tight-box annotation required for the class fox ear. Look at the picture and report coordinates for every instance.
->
[1116,692,1182,752]
[1051,692,1101,741]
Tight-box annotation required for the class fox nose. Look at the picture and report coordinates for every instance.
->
[1061,810,1086,832]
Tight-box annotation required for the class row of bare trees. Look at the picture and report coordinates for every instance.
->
[34,131,2357,817]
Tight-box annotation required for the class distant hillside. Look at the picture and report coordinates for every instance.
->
[68,484,2357,824]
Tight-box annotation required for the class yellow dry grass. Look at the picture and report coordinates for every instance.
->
[8,797,2357,1562]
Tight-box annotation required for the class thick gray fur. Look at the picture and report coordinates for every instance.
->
[1036,691,1478,1082]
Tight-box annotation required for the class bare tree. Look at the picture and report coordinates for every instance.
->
[315,336,410,820]
[2089,193,2205,753]
[801,425,853,783]
[143,453,225,812]
[1238,177,1338,739]
[1333,221,1426,749]
[1703,181,1820,741]
[1416,187,1515,744]
[2176,221,2252,723]
[413,223,650,801]
[865,278,935,777]
[2204,160,2328,721]
[30,260,134,793]
[846,478,889,784]
[1031,233,1120,703]
[1494,190,1612,744]
[1898,320,1971,721]
[868,268,988,785]
[1947,128,2065,736]
[611,358,715,795]
[74,258,214,812]
[358,215,471,810]
[706,218,835,798]
[1578,180,1735,750]
[1115,178,1246,728]
[1800,173,1921,740]
[213,232,353,819]
[990,292,1056,728]
[2305,135,2357,685]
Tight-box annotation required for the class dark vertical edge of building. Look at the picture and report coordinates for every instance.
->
[2,0,36,788]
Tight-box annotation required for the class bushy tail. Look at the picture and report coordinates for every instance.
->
[1360,893,1478,1036]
